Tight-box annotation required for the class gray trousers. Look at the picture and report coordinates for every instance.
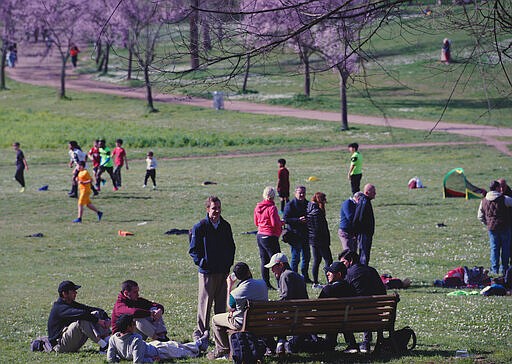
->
[54,320,109,353]
[193,272,228,340]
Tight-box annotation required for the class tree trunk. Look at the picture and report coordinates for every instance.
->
[59,54,67,98]
[95,39,102,64]
[190,0,200,69]
[0,42,6,90]
[97,54,105,72]
[144,64,156,112]
[103,44,110,74]
[303,53,310,97]
[127,47,133,80]
[202,17,212,51]
[338,65,349,130]
[242,54,250,93]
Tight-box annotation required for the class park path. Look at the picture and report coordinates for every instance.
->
[6,43,512,156]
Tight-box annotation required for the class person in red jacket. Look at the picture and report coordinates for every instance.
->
[111,280,169,341]
[254,186,282,289]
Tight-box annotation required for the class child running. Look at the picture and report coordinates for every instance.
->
[73,161,103,223]
[143,151,157,189]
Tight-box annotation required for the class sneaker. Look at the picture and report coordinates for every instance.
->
[312,283,325,290]
[101,179,106,186]
[156,335,170,342]
[359,342,370,353]
[97,211,103,222]
[276,341,285,356]
[93,189,99,196]
[343,345,359,354]
[99,345,108,354]
[142,184,147,188]
[264,347,274,356]
[72,218,82,223]
[69,194,77,198]
[206,349,229,360]
[152,185,157,190]
[196,330,209,352]
[113,186,118,191]
[19,187,25,193]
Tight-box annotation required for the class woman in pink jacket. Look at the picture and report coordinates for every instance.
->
[254,186,282,289]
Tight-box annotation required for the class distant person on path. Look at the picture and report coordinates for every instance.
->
[70,45,80,68]
[7,43,17,67]
[143,151,157,189]
[254,186,283,289]
[111,280,169,341]
[478,180,512,274]
[12,142,28,192]
[112,139,128,188]
[96,139,117,191]
[107,314,207,363]
[347,143,362,194]
[189,196,236,342]
[338,192,364,252]
[441,38,451,64]
[306,192,333,287]
[47,280,111,353]
[73,161,103,223]
[353,184,376,266]
[283,186,312,283]
[277,158,290,212]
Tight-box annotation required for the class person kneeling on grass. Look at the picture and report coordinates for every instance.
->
[107,314,208,363]
[73,161,103,223]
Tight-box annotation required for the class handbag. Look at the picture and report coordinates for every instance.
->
[281,228,299,244]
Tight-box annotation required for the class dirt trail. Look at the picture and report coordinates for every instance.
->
[6,43,512,156]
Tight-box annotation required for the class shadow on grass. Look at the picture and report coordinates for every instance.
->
[98,194,152,200]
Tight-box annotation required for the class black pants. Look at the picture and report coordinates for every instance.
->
[15,166,25,187]
[311,245,333,284]
[256,234,281,286]
[350,173,362,194]
[97,166,116,188]
[144,169,156,186]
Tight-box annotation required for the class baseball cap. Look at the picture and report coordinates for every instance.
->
[324,261,346,275]
[58,280,81,294]
[264,253,288,268]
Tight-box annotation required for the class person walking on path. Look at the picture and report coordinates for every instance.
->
[70,45,80,68]
[478,180,512,274]
[112,138,129,188]
[353,184,376,266]
[189,196,236,342]
[347,143,362,194]
[254,186,282,289]
[73,161,103,223]
[283,186,312,283]
[12,142,28,192]
[277,158,290,212]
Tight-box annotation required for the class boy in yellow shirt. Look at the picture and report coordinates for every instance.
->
[73,161,103,223]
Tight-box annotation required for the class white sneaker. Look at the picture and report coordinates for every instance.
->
[312,283,325,290]
[142,184,146,188]
[152,185,157,190]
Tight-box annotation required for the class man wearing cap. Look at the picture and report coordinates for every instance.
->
[47,280,111,353]
[111,280,169,342]
[318,261,357,351]
[207,262,267,360]
[189,196,236,342]
[265,252,308,355]
[338,250,386,353]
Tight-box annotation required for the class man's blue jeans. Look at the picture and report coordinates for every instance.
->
[488,228,511,274]
[289,240,311,280]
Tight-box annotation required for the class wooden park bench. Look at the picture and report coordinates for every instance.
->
[236,294,400,354]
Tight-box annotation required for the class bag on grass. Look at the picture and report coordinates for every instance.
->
[230,331,266,364]
[381,326,416,354]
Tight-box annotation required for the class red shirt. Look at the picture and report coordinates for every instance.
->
[88,147,100,168]
[112,147,126,167]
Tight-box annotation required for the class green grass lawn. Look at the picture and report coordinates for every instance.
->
[0,80,511,363]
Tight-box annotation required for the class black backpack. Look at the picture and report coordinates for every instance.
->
[230,331,266,364]
[30,336,53,352]
[380,326,416,355]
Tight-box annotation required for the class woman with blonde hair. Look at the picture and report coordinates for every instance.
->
[254,186,282,289]
[307,192,333,288]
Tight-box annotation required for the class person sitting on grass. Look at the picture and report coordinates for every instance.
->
[47,280,111,353]
[107,314,208,363]
[73,161,103,223]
